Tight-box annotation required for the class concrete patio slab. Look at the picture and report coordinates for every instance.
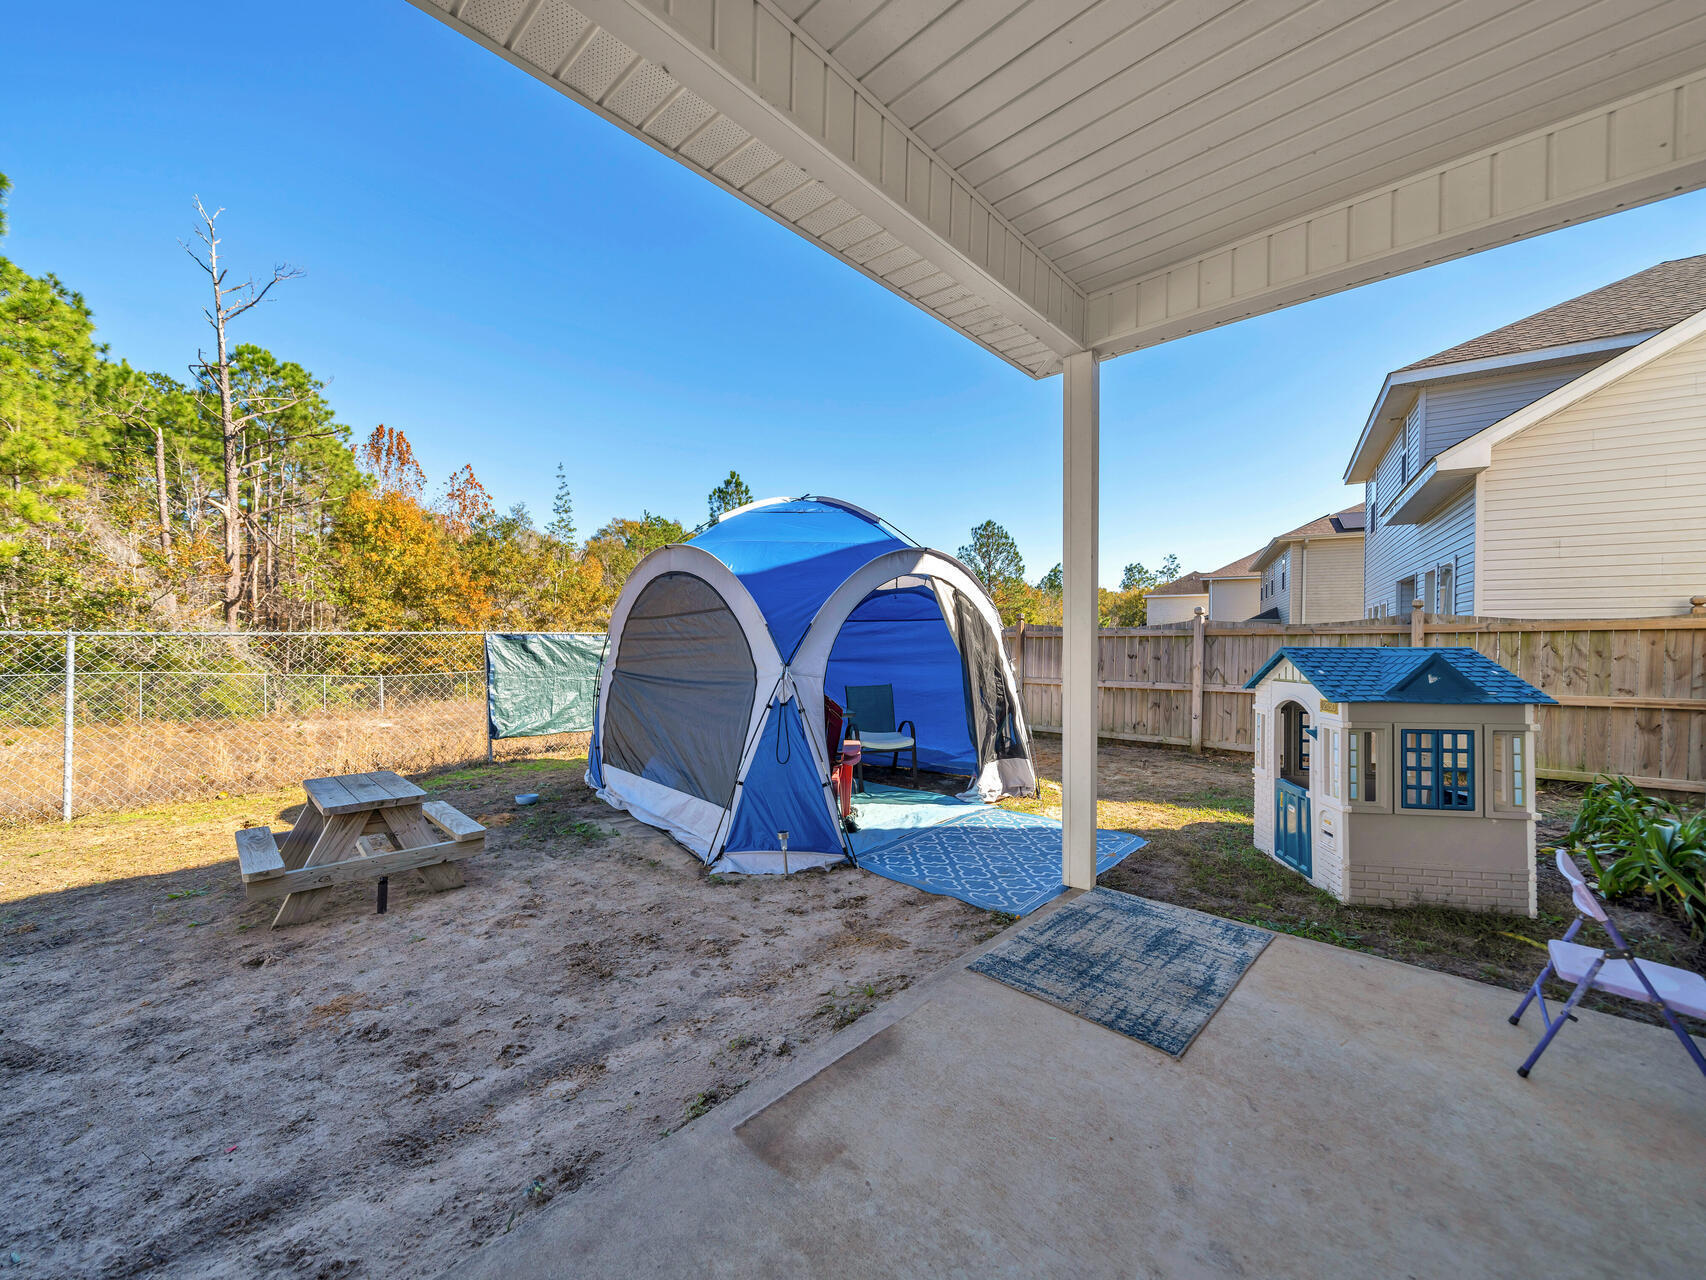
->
[448,897,1705,1279]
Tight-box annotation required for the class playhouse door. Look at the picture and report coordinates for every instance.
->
[1274,779,1312,877]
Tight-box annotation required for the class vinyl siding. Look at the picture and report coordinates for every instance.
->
[1478,330,1706,617]
[1361,363,1592,616]
[1147,592,1205,626]
[1300,537,1365,622]
[1208,577,1260,622]
[1260,550,1292,622]
[1365,475,1476,616]
[1420,362,1603,457]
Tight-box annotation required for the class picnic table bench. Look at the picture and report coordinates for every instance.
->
[234,770,486,928]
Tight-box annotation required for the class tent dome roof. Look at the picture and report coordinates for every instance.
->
[687,497,912,658]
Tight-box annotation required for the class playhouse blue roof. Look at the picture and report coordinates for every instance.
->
[1244,646,1556,705]
[688,497,911,659]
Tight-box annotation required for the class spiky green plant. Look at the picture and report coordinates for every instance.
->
[1569,776,1706,935]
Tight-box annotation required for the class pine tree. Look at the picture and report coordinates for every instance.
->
[707,470,753,520]
[0,174,105,552]
[547,463,576,547]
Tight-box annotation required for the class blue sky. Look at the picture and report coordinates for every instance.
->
[6,1,1706,585]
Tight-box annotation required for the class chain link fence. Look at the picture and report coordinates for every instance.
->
[0,632,600,825]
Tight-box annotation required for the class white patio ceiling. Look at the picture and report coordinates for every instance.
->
[411,0,1706,377]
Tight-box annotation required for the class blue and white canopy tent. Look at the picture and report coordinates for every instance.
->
[588,497,1037,875]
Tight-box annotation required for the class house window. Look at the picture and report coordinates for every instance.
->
[1436,560,1455,614]
[1348,729,1380,803]
[1401,730,1475,810]
[1397,576,1416,613]
[1490,730,1529,815]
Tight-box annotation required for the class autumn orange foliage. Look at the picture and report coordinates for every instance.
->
[330,488,491,629]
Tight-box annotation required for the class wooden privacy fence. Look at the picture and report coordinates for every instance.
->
[1003,608,1706,796]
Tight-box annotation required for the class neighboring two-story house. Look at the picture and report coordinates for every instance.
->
[1346,256,1706,619]
[1250,506,1366,623]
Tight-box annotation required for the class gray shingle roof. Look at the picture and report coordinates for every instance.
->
[1399,254,1706,372]
[1245,646,1555,705]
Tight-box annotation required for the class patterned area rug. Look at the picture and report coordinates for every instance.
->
[854,806,1145,916]
[969,889,1272,1057]
[844,783,976,859]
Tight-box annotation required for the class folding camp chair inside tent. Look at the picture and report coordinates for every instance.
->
[587,497,1036,874]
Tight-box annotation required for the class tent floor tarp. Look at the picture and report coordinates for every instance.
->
[852,799,1146,916]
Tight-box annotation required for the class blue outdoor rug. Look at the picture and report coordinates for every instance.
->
[854,806,1146,916]
[969,889,1272,1057]
[845,783,977,859]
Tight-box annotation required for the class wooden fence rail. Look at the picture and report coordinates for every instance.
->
[1003,606,1706,796]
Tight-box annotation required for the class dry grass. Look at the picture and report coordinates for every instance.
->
[0,701,588,825]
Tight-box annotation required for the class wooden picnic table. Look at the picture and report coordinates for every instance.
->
[234,770,486,928]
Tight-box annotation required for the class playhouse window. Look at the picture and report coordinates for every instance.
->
[1325,729,1340,799]
[1278,702,1310,786]
[1348,729,1381,803]
[1490,730,1529,814]
[1401,729,1475,811]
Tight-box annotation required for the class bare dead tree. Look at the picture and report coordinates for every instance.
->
[182,197,304,627]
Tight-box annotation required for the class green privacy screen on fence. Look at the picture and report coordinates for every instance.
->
[485,633,606,738]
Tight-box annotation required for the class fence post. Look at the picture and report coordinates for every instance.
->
[61,633,76,823]
[378,673,386,713]
[483,633,494,765]
[1410,597,1426,647]
[1189,607,1206,755]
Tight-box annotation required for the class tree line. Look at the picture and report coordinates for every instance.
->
[0,177,1175,633]
[957,520,1180,627]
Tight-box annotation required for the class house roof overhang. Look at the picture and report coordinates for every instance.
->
[1249,529,1362,573]
[1341,331,1660,483]
[405,0,1706,377]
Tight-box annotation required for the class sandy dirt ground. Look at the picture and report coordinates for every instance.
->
[0,754,998,1279]
[3,739,1697,1278]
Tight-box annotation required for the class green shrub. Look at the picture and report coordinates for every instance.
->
[1568,776,1706,935]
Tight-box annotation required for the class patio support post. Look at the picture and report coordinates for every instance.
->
[1061,351,1099,891]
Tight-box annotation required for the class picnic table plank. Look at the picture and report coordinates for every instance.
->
[276,803,326,871]
[303,775,363,816]
[235,827,284,881]
[338,770,426,810]
[244,836,481,902]
[271,811,366,926]
[372,770,426,801]
[422,801,485,842]
[381,805,467,892]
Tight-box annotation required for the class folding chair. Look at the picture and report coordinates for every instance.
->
[842,684,917,786]
[1509,850,1706,1083]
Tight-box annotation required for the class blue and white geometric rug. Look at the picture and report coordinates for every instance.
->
[854,805,1146,916]
[969,889,1272,1057]
[844,783,976,859]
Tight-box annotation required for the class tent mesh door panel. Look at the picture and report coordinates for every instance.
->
[602,573,756,805]
[953,592,1027,768]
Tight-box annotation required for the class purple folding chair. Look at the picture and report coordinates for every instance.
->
[1509,850,1706,1083]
